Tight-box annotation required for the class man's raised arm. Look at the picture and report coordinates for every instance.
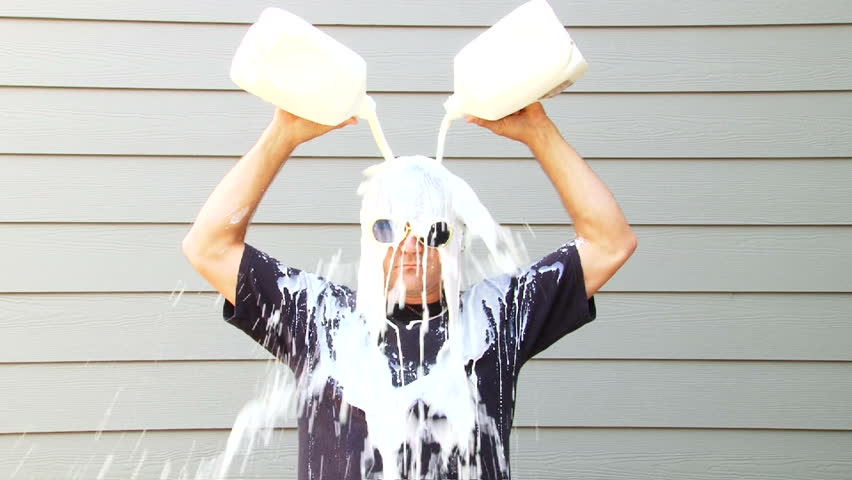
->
[182,109,356,304]
[468,102,637,298]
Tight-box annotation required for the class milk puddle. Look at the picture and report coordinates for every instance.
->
[197,140,532,479]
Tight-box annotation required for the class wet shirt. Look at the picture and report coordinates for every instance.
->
[224,242,596,480]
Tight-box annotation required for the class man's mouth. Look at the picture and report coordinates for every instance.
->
[394,262,421,270]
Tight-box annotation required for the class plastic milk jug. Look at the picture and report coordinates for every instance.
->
[443,0,588,121]
[230,7,377,125]
[230,8,395,161]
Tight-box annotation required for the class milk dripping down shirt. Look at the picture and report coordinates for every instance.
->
[224,242,596,480]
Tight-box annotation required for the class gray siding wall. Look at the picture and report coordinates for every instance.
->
[1,1,851,478]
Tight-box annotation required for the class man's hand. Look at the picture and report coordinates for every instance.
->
[466,102,559,148]
[270,109,358,149]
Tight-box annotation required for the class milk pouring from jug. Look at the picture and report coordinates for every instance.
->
[230,7,394,161]
[436,0,587,162]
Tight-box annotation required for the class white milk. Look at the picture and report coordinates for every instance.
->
[359,98,396,162]
[352,156,525,478]
[435,113,452,163]
[443,0,588,122]
[231,7,394,162]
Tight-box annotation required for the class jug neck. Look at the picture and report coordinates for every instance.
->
[443,94,466,121]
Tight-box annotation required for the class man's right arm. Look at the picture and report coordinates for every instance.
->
[182,109,356,304]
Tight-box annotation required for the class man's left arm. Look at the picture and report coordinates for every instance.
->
[469,102,637,298]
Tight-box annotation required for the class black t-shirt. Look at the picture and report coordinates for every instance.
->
[224,242,596,480]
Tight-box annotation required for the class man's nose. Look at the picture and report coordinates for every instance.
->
[399,231,422,253]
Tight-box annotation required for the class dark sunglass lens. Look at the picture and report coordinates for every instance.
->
[372,219,395,243]
[426,222,451,247]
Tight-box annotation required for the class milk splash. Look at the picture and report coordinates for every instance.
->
[202,156,525,479]
[353,156,523,477]
[356,156,522,343]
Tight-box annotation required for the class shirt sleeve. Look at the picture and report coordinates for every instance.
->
[222,244,348,374]
[511,241,597,365]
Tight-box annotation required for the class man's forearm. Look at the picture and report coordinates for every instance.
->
[183,122,296,257]
[528,126,635,255]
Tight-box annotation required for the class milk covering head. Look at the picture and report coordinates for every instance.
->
[356,155,524,341]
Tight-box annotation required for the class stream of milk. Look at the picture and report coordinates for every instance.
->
[365,116,395,163]
[435,114,453,163]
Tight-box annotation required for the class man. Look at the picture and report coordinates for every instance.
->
[183,103,636,479]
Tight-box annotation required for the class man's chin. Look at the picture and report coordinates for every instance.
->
[386,281,427,301]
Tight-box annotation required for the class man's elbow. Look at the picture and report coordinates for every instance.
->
[623,230,638,258]
[611,229,638,266]
[181,230,203,267]
[182,228,241,270]
[181,228,216,269]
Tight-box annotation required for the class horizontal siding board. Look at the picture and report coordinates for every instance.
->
[559,293,852,361]
[515,361,852,430]
[508,428,852,480]
[3,428,852,480]
[0,429,295,480]
[1,0,850,26]
[2,224,852,293]
[4,157,852,225]
[4,20,852,92]
[2,89,851,158]
[1,360,850,433]
[2,293,852,363]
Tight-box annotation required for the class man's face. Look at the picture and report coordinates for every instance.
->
[382,229,443,305]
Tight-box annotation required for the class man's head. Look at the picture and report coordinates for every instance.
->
[356,155,521,338]
[358,156,463,308]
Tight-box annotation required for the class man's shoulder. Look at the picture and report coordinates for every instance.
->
[246,245,356,311]
[463,271,515,303]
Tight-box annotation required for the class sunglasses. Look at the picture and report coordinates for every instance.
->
[371,219,452,248]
